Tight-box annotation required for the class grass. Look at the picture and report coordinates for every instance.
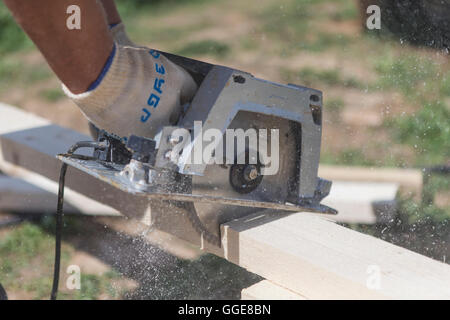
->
[71,271,123,300]
[115,0,217,47]
[295,32,353,52]
[321,148,375,166]
[258,0,356,54]
[0,4,52,93]
[0,0,213,55]
[330,0,359,21]
[258,0,313,43]
[398,197,449,225]
[39,88,65,102]
[175,40,231,58]
[116,0,214,17]
[374,51,449,167]
[0,3,32,54]
[373,54,440,97]
[0,221,124,300]
[0,222,56,298]
[387,101,450,165]
[300,68,340,86]
[428,175,450,196]
[283,67,364,89]
[240,38,259,51]
[325,97,345,113]
[441,74,450,97]
[0,56,52,93]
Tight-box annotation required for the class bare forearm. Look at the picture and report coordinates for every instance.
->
[3,0,113,94]
[100,0,122,25]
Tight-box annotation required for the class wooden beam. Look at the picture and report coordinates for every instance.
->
[0,212,22,228]
[0,174,118,216]
[241,280,306,300]
[0,174,68,214]
[319,165,423,196]
[219,211,450,299]
[0,103,146,219]
[322,181,398,224]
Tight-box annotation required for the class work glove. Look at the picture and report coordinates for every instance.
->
[63,32,197,139]
[110,23,136,47]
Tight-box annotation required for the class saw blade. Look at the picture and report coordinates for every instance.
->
[191,111,301,240]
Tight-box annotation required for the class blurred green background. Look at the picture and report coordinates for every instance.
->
[0,0,449,299]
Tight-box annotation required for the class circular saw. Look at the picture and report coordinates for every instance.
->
[59,53,336,247]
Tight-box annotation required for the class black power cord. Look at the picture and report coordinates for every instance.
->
[0,282,7,300]
[50,141,107,300]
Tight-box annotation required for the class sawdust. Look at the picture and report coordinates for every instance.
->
[68,251,110,276]
[326,88,406,126]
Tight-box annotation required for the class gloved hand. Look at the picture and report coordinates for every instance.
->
[110,23,136,47]
[63,29,197,139]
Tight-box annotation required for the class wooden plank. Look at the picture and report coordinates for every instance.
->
[0,174,118,215]
[0,174,67,214]
[219,211,450,299]
[322,181,398,224]
[0,212,22,228]
[319,165,422,196]
[0,103,146,219]
[241,280,306,300]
